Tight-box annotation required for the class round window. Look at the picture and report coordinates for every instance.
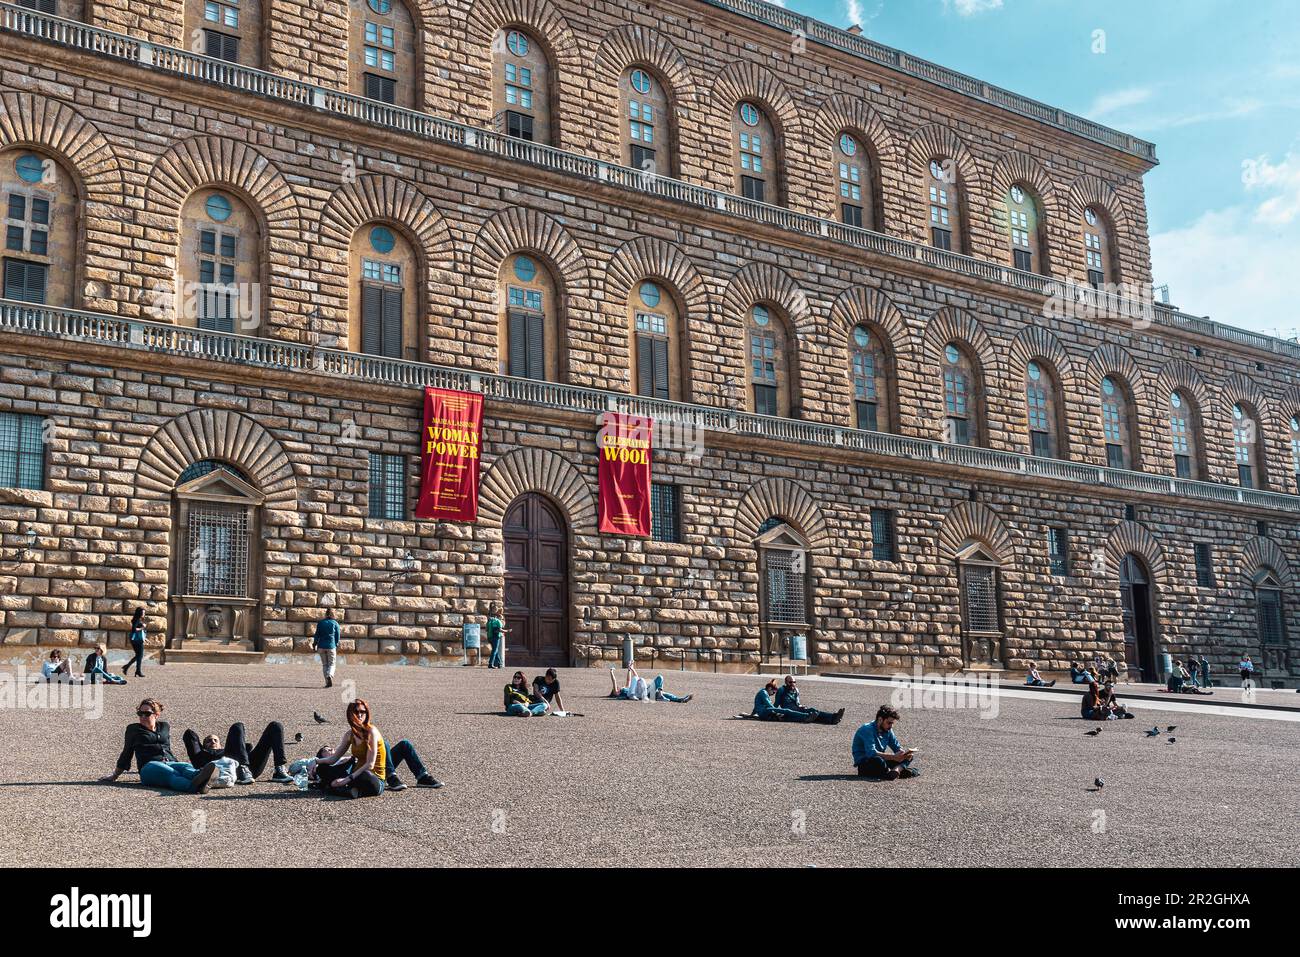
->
[367,0,391,12]
[1102,376,1116,396]
[752,304,770,326]
[630,69,652,95]
[506,30,529,56]
[513,255,537,283]
[1233,404,1244,420]
[1171,392,1183,410]
[1085,207,1098,227]
[1027,361,1041,381]
[929,159,947,181]
[839,133,857,157]
[15,153,45,184]
[1010,185,1025,205]
[204,193,233,222]
[639,282,661,308]
[853,327,870,348]
[1292,416,1299,432]
[739,103,760,127]
[944,344,961,365]
[369,226,396,254]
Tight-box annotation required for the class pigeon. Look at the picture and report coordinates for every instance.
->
[1085,727,1102,736]
[1166,726,1177,733]
[294,732,304,743]
[312,711,328,724]
[1094,777,1105,790]
[1144,727,1161,737]
[1168,737,1176,744]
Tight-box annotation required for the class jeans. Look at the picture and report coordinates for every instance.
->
[758,707,814,722]
[1071,674,1091,684]
[508,701,548,716]
[488,638,504,669]
[1026,678,1050,686]
[318,648,337,680]
[856,756,915,778]
[183,721,286,776]
[88,663,126,685]
[140,760,200,791]
[125,639,145,676]
[317,758,385,798]
[387,739,429,780]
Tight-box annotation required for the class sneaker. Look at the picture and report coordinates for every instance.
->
[899,766,921,779]
[883,768,901,781]
[325,676,333,688]
[832,708,846,725]
[190,763,219,794]
[270,765,293,784]
[1048,680,1057,687]
[386,774,407,792]
[416,775,444,789]
[679,694,694,703]
[236,764,254,785]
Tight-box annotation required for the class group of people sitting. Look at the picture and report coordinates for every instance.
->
[40,647,133,685]
[749,676,845,724]
[1167,658,1214,695]
[502,668,573,716]
[103,697,443,797]
[1069,658,1121,686]
[1080,680,1135,720]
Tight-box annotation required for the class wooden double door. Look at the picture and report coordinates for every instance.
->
[502,493,570,667]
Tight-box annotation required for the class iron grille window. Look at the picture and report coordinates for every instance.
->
[870,508,897,562]
[1048,527,1069,576]
[1194,543,1215,588]
[0,411,45,490]
[650,482,680,543]
[960,563,1000,633]
[763,549,807,625]
[368,452,407,520]
[1258,588,1285,645]
[186,502,249,597]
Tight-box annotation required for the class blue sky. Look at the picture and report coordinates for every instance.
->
[775,0,1300,339]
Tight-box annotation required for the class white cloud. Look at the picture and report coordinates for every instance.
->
[948,0,1004,15]
[1084,87,1154,121]
[845,0,863,25]
[1244,151,1300,225]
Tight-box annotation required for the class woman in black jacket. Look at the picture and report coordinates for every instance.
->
[99,698,218,793]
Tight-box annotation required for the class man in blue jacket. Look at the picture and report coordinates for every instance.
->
[852,705,920,779]
[773,675,844,724]
[313,608,340,688]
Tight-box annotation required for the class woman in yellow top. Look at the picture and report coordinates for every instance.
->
[313,698,443,797]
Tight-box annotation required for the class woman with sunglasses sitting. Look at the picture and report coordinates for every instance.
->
[312,698,442,796]
[99,698,220,793]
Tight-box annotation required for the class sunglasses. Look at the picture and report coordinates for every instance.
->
[136,711,153,718]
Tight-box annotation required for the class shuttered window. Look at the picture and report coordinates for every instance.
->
[1194,543,1215,588]
[18,0,59,12]
[364,73,396,103]
[635,312,669,399]
[203,29,239,62]
[507,309,545,380]
[2,258,47,303]
[361,282,403,358]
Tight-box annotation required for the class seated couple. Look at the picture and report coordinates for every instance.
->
[607,666,692,703]
[308,698,443,796]
[502,669,575,716]
[40,648,126,685]
[1080,681,1135,720]
[751,676,844,724]
[101,698,294,792]
[851,705,920,779]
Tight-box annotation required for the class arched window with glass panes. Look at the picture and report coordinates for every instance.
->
[352,0,417,107]
[1005,184,1046,275]
[1232,403,1267,489]
[622,66,673,177]
[1083,205,1113,288]
[734,102,779,204]
[925,158,961,252]
[494,27,552,144]
[179,188,261,334]
[849,325,889,432]
[1290,415,1300,494]
[351,223,416,359]
[499,252,559,381]
[942,342,982,446]
[833,131,874,229]
[748,303,793,417]
[1023,360,1064,459]
[1100,375,1138,470]
[629,279,682,400]
[2,149,77,307]
[1168,390,1204,480]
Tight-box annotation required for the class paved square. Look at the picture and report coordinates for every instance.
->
[1,664,1295,867]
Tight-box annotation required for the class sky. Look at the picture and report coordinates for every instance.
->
[771,0,1300,340]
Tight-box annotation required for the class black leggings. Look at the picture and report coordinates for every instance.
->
[316,758,384,798]
[183,721,287,776]
[124,639,145,676]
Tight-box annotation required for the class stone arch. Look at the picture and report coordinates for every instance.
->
[1104,520,1167,583]
[990,150,1059,211]
[937,502,1014,564]
[142,135,301,240]
[0,92,123,204]
[922,307,998,377]
[1008,324,1075,379]
[828,285,910,358]
[810,94,899,166]
[734,478,830,551]
[478,447,596,532]
[467,205,592,296]
[136,409,299,510]
[905,123,982,192]
[1241,537,1293,588]
[1220,371,1272,421]
[708,60,801,139]
[605,235,708,321]
[1153,359,1210,408]
[1085,343,1147,400]
[463,0,581,67]
[592,23,698,109]
[721,261,811,335]
[1067,174,1134,238]
[318,174,453,271]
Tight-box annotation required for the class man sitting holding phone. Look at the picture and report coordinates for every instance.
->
[851,705,920,779]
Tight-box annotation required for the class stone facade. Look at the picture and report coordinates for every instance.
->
[0,0,1296,680]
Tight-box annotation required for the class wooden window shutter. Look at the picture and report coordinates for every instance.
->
[635,333,654,397]
[381,286,403,358]
[525,312,545,380]
[651,337,669,399]
[361,283,383,356]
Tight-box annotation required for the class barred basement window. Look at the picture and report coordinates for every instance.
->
[368,452,407,520]
[0,411,45,490]
[1193,543,1215,588]
[1256,570,1286,648]
[651,482,680,543]
[1048,527,1069,576]
[764,548,807,624]
[870,508,897,562]
[960,561,1000,634]
[186,502,249,597]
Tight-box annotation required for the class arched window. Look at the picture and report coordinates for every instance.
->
[956,541,1003,666]
[1289,415,1300,494]
[1005,183,1046,274]
[498,252,560,381]
[748,303,794,417]
[834,131,873,229]
[494,27,552,144]
[622,67,673,177]
[1024,360,1064,458]
[1233,403,1267,489]
[351,0,417,107]
[926,157,962,252]
[1083,205,1113,287]
[629,279,683,400]
[349,223,417,359]
[1169,390,1203,480]
[850,324,889,432]
[1,150,77,307]
[734,102,779,204]
[1100,375,1138,470]
[178,188,261,333]
[1255,567,1287,672]
[942,342,982,446]
[186,0,263,65]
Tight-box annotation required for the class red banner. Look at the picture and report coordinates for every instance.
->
[414,387,482,521]
[597,412,652,537]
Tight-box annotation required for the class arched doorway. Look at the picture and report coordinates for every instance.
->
[1119,553,1157,681]
[168,461,264,652]
[503,492,570,666]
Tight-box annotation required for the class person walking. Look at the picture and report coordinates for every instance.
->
[1199,654,1211,689]
[1239,655,1256,689]
[122,607,147,678]
[486,604,506,670]
[313,608,340,688]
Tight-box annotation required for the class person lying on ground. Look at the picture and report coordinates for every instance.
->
[1025,663,1056,687]
[851,705,920,780]
[313,698,443,795]
[41,649,71,682]
[182,722,294,784]
[607,666,693,703]
[763,676,843,724]
[100,698,220,793]
[84,645,127,685]
[505,671,548,716]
